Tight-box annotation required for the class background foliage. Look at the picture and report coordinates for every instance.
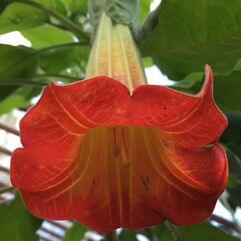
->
[0,0,241,240]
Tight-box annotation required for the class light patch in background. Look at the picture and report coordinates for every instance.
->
[235,208,241,225]
[0,31,31,47]
[145,65,174,86]
[137,234,149,241]
[213,200,233,221]
[150,0,162,11]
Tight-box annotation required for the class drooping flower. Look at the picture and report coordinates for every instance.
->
[11,13,228,232]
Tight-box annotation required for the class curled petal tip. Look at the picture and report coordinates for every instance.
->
[199,64,213,97]
[205,64,212,73]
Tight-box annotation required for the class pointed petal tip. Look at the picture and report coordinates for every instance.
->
[198,64,213,97]
[205,64,212,74]
[204,65,228,133]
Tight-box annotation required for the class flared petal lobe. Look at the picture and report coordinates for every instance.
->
[11,66,228,232]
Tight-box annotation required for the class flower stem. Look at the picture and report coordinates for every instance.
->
[104,231,118,241]
[165,221,187,241]
[145,227,159,241]
[86,12,147,93]
[0,186,15,194]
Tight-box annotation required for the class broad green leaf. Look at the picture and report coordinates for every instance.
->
[0,85,41,114]
[234,61,241,71]
[139,0,152,22]
[0,1,10,13]
[220,112,241,204]
[226,151,241,209]
[119,230,138,241]
[143,57,154,68]
[0,194,42,241]
[39,45,89,78]
[62,0,87,14]
[0,44,38,101]
[228,175,241,189]
[178,222,241,241]
[221,112,241,160]
[140,0,241,80]
[34,0,68,15]
[62,222,88,241]
[22,25,74,48]
[172,72,203,90]
[213,71,241,112]
[0,0,69,35]
[0,3,47,34]
[156,222,240,241]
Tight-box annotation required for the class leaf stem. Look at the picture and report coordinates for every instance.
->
[33,42,88,56]
[104,231,119,241]
[0,79,47,86]
[36,74,83,81]
[0,186,15,194]
[7,0,90,41]
[0,74,83,86]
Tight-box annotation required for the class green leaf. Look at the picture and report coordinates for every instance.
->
[222,112,241,149]
[0,1,10,13]
[221,112,241,159]
[34,0,68,15]
[62,0,87,14]
[139,0,152,22]
[0,194,42,241]
[172,72,203,90]
[213,71,241,112]
[119,230,138,241]
[0,85,41,114]
[22,25,74,48]
[226,150,241,209]
[178,222,241,241]
[228,175,241,189]
[39,45,89,78]
[140,0,241,80]
[62,222,88,241]
[0,2,48,34]
[0,44,39,101]
[0,0,76,36]
[156,222,241,241]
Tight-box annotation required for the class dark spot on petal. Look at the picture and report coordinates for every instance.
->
[140,176,150,192]
[91,178,100,192]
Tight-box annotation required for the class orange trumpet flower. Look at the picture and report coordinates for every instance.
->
[11,13,228,232]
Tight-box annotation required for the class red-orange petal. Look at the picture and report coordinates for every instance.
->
[11,66,228,232]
